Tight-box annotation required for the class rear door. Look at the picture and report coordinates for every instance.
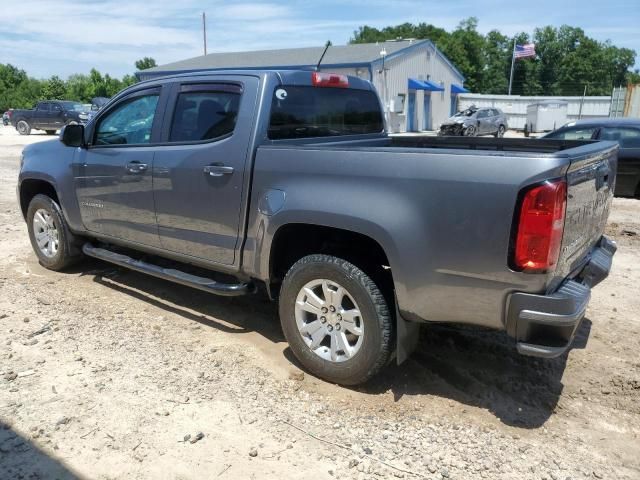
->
[152,76,259,265]
[74,86,167,247]
[33,103,50,128]
[49,103,65,129]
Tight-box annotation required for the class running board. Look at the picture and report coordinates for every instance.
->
[82,243,253,297]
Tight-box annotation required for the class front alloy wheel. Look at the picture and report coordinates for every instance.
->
[32,208,60,258]
[464,124,476,136]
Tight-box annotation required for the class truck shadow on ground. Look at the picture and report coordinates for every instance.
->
[355,319,591,429]
[0,422,81,479]
[86,263,590,430]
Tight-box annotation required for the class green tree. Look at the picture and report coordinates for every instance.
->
[41,75,67,100]
[135,57,157,71]
[350,19,637,95]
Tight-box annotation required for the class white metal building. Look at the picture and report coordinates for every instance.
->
[139,40,467,133]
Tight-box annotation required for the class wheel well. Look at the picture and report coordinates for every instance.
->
[19,179,59,219]
[269,224,394,303]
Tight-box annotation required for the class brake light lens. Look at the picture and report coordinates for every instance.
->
[513,179,567,272]
[311,72,349,88]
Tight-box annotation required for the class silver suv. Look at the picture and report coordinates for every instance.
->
[439,106,508,137]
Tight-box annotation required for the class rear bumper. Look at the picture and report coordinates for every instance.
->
[506,236,616,358]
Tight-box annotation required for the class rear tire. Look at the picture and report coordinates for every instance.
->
[45,130,56,135]
[495,125,506,138]
[27,194,82,271]
[16,120,31,135]
[279,254,393,385]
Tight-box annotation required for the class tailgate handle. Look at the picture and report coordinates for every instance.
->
[596,163,610,190]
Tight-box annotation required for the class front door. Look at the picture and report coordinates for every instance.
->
[152,77,258,265]
[423,94,431,130]
[407,92,416,132]
[74,87,165,247]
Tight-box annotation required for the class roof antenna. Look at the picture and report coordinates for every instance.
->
[315,40,332,71]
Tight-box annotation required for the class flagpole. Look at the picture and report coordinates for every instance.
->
[508,38,516,95]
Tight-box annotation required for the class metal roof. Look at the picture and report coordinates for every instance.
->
[140,40,464,80]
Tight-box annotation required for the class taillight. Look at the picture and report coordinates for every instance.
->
[513,179,567,272]
[311,72,349,88]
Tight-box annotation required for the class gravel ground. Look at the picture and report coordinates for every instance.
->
[1,126,639,480]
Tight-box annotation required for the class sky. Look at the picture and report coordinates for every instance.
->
[0,0,638,79]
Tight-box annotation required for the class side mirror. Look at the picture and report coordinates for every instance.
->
[60,124,85,148]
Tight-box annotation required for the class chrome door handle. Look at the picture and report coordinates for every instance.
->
[126,161,148,173]
[203,164,234,177]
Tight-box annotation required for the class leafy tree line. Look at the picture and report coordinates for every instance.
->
[351,18,640,95]
[0,57,157,112]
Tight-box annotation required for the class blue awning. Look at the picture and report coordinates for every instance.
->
[408,78,445,92]
[451,84,469,94]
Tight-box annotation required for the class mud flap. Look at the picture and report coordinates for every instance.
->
[396,304,420,364]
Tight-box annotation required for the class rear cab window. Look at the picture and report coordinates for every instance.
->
[268,86,384,140]
[169,83,242,142]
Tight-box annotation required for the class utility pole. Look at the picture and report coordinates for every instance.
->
[508,39,516,95]
[578,84,587,119]
[202,12,207,56]
[380,48,389,128]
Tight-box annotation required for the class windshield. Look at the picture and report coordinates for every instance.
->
[60,101,86,112]
[454,109,476,117]
[268,86,384,140]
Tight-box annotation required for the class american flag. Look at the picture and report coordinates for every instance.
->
[513,43,536,58]
[514,43,536,59]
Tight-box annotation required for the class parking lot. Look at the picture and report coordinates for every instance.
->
[1,125,639,479]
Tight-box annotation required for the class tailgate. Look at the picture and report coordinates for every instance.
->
[555,143,618,282]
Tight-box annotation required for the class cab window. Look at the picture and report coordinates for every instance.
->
[599,127,640,148]
[95,93,159,146]
[169,85,241,142]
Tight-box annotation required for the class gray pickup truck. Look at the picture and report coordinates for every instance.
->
[18,70,617,385]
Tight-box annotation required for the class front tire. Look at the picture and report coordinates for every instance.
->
[463,124,476,136]
[279,254,393,385]
[27,194,82,271]
[495,125,506,138]
[16,120,31,135]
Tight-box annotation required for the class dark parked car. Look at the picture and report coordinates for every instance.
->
[543,118,640,197]
[17,70,617,385]
[11,100,90,135]
[2,109,12,126]
[439,106,508,137]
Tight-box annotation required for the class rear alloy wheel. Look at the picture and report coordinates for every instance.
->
[464,124,476,136]
[16,120,31,135]
[495,125,506,138]
[279,254,393,385]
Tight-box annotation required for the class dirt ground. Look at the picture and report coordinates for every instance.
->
[1,125,639,480]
